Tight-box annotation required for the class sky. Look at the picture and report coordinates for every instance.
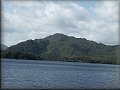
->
[1,0,119,47]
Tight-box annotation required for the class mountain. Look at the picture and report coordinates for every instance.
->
[2,33,120,64]
[1,44,8,50]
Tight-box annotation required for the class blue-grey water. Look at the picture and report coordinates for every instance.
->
[1,59,120,89]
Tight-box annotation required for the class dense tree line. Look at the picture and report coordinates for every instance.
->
[1,51,41,60]
[1,50,119,64]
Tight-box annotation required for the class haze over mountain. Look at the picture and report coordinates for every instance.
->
[1,44,8,50]
[2,33,120,64]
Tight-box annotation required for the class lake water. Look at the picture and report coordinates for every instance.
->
[1,59,120,89]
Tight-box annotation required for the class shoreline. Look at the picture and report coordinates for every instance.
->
[1,58,120,66]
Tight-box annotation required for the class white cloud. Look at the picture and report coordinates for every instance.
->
[1,0,119,46]
[94,1,119,22]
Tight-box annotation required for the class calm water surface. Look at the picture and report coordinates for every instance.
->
[1,59,120,89]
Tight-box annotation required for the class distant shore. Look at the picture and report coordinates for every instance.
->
[1,58,120,65]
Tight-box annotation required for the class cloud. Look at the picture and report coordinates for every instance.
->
[2,0,119,46]
[94,1,119,22]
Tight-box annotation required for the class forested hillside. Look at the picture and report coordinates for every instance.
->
[1,33,120,64]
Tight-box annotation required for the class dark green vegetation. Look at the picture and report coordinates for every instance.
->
[1,33,120,64]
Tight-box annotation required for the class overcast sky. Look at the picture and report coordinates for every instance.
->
[2,0,119,47]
